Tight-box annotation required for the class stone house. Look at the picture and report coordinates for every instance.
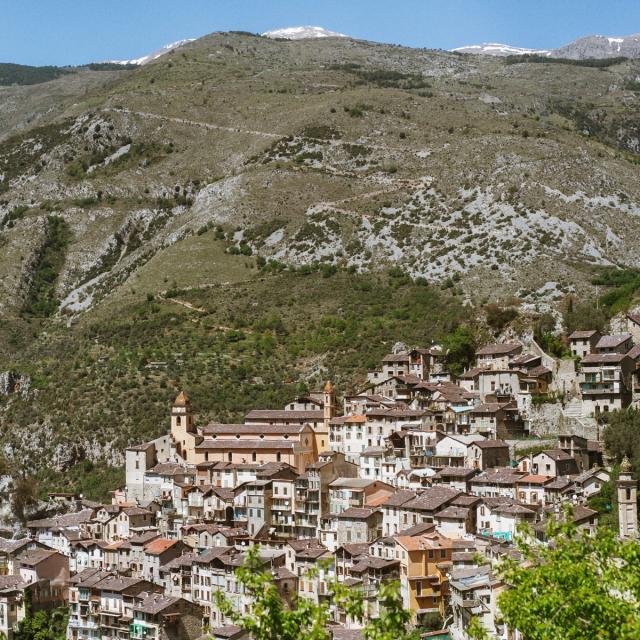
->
[335,507,381,545]
[568,330,601,358]
[466,440,510,470]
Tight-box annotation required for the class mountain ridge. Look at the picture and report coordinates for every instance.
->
[453,31,640,59]
[1,30,640,484]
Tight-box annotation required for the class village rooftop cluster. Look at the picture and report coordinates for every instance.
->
[2,321,640,640]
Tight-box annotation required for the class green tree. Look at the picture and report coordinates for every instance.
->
[442,325,476,376]
[14,604,68,640]
[563,299,607,334]
[602,408,640,470]
[498,514,640,640]
[214,546,417,640]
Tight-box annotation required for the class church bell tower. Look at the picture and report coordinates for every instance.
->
[618,455,638,539]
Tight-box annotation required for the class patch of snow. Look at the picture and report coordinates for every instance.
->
[108,39,195,66]
[451,42,550,57]
[262,26,348,40]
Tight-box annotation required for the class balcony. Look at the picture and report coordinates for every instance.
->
[580,382,621,395]
[130,623,157,640]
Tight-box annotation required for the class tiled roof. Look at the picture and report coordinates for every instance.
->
[403,486,461,512]
[380,490,418,507]
[0,537,31,554]
[19,549,59,566]
[568,330,598,339]
[434,466,477,478]
[245,409,323,420]
[134,591,181,615]
[337,507,377,520]
[94,575,146,593]
[517,474,551,484]
[27,508,94,529]
[0,575,28,592]
[595,333,632,349]
[201,423,307,435]
[472,439,509,449]
[582,352,628,364]
[144,538,179,555]
[382,353,411,363]
[196,439,296,450]
[476,343,521,356]
[436,506,470,520]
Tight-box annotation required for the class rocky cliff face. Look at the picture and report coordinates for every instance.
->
[553,33,640,59]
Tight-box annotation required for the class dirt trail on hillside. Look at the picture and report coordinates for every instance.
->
[103,107,435,155]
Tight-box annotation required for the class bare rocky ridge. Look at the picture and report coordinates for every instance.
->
[1,32,639,320]
[455,32,640,59]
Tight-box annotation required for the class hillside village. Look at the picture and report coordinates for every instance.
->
[0,322,639,640]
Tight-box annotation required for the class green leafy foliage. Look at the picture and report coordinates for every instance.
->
[499,514,640,640]
[2,270,466,491]
[591,268,640,316]
[533,313,567,358]
[442,325,476,376]
[215,546,417,640]
[14,602,68,640]
[22,216,71,317]
[562,297,607,334]
[505,54,628,68]
[0,63,72,86]
[602,409,640,471]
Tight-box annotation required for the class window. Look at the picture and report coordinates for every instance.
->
[416,581,422,596]
[276,453,281,462]
[252,452,257,462]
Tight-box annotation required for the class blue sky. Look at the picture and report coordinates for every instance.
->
[2,0,640,66]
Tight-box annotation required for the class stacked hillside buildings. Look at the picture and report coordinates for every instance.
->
[1,332,638,639]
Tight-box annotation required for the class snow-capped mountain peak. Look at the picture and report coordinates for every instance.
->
[262,26,348,40]
[451,42,550,57]
[109,39,195,66]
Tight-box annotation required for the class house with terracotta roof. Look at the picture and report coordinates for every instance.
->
[0,574,29,639]
[68,571,165,640]
[244,380,336,454]
[328,479,395,515]
[515,475,554,505]
[393,532,469,623]
[142,539,186,584]
[572,467,610,499]
[433,505,474,538]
